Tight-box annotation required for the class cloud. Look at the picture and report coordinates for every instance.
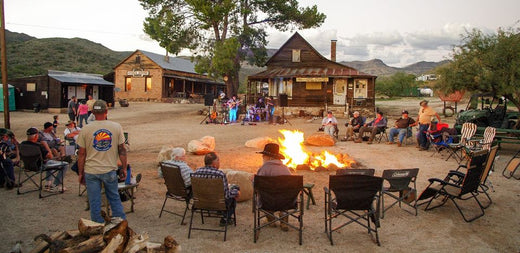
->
[405,23,470,50]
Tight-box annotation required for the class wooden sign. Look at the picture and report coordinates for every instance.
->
[296,77,329,82]
[126,70,149,77]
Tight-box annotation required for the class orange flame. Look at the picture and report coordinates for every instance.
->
[278,129,355,170]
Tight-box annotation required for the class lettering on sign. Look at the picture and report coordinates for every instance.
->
[296,77,329,82]
[126,70,150,77]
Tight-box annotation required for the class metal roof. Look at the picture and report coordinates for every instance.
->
[48,70,113,86]
[248,67,373,79]
[139,50,197,73]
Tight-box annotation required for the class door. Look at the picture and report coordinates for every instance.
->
[333,79,347,105]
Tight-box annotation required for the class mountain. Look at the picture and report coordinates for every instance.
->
[341,59,449,77]
[2,30,131,79]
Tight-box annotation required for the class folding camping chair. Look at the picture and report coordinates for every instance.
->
[381,168,419,218]
[419,149,488,222]
[324,175,383,246]
[502,149,520,180]
[188,175,236,241]
[450,145,498,209]
[253,175,304,245]
[467,126,496,151]
[446,122,477,162]
[427,122,455,159]
[159,162,192,225]
[17,142,68,198]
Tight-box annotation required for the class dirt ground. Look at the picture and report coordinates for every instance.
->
[1,98,519,252]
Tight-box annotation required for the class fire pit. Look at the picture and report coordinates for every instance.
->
[278,130,356,171]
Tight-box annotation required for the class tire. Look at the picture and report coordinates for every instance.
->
[443,106,455,117]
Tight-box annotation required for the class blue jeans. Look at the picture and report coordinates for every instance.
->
[45,161,68,186]
[0,159,15,185]
[229,108,237,122]
[389,128,407,143]
[418,124,430,149]
[85,170,126,223]
[78,114,89,128]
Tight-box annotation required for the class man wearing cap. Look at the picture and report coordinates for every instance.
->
[86,95,96,117]
[64,121,81,142]
[387,110,416,147]
[39,122,66,159]
[256,143,292,231]
[321,111,338,138]
[417,100,441,151]
[356,111,387,144]
[77,100,128,223]
[342,111,366,141]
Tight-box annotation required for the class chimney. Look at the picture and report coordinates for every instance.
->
[331,40,337,62]
[164,50,169,63]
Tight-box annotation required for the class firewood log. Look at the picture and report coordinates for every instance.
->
[78,218,104,236]
[145,243,161,253]
[101,234,124,253]
[103,219,129,253]
[124,233,149,253]
[29,231,68,253]
[59,235,105,253]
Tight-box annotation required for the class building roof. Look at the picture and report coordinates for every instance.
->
[249,66,373,79]
[48,70,113,86]
[139,50,197,74]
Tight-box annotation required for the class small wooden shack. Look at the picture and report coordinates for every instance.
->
[113,50,226,102]
[9,70,114,112]
[247,32,377,116]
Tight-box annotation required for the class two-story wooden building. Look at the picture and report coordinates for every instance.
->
[113,50,225,102]
[247,32,376,117]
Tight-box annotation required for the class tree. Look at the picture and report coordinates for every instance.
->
[435,27,520,112]
[376,72,416,98]
[139,0,326,97]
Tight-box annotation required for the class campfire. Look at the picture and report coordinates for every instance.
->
[278,130,356,171]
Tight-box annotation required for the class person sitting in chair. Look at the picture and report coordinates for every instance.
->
[255,143,292,231]
[161,147,193,190]
[39,122,66,159]
[355,111,387,144]
[387,110,416,147]
[321,111,338,137]
[0,129,20,190]
[342,111,366,141]
[192,152,240,226]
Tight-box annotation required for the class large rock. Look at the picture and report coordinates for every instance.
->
[245,137,276,149]
[305,132,335,146]
[188,136,215,155]
[221,169,253,202]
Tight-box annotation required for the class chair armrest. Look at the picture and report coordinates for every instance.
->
[448,170,465,178]
[427,177,447,184]
[323,186,330,194]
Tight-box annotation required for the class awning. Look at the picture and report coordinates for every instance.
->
[164,74,225,85]
[248,67,374,79]
[49,72,113,86]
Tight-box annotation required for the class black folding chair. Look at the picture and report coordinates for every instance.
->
[336,168,375,176]
[188,175,236,241]
[159,162,192,225]
[253,175,304,245]
[420,150,488,222]
[381,168,419,218]
[17,142,68,198]
[324,175,383,246]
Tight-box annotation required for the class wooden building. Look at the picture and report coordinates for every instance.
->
[9,70,114,112]
[247,32,377,116]
[113,50,225,102]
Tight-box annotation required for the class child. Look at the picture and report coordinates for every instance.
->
[52,115,59,133]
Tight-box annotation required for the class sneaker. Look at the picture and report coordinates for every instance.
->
[354,139,362,143]
[387,142,394,145]
[397,142,402,147]
[44,185,56,192]
[55,184,68,191]
[340,137,348,142]
[219,218,233,227]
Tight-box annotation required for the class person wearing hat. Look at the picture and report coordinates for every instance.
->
[256,143,292,231]
[20,127,59,190]
[342,111,366,141]
[321,111,338,138]
[265,96,275,123]
[64,120,81,143]
[0,129,20,189]
[77,99,128,223]
[387,110,416,147]
[39,122,66,159]
[356,111,387,144]
[417,100,441,151]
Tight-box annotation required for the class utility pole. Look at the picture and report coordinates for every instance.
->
[0,0,10,129]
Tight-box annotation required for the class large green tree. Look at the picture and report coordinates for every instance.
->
[139,0,326,96]
[435,27,520,112]
[376,72,417,97]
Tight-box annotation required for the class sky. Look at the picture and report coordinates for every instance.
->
[4,0,520,67]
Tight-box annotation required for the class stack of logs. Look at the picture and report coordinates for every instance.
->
[29,216,179,253]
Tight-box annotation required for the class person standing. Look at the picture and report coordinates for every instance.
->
[417,100,441,151]
[86,95,96,117]
[67,96,78,121]
[266,96,275,123]
[192,152,240,226]
[77,100,127,223]
[256,143,292,231]
[227,95,240,123]
[387,110,416,147]
[77,100,89,128]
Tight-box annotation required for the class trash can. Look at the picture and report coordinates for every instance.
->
[33,103,41,113]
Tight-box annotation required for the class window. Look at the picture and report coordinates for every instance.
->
[145,77,152,91]
[125,77,132,91]
[277,78,293,97]
[292,49,301,62]
[27,82,36,91]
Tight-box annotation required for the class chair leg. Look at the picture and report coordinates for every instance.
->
[188,208,196,239]
[451,193,485,222]
[159,196,168,218]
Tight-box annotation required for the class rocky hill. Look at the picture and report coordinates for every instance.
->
[341,59,450,77]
